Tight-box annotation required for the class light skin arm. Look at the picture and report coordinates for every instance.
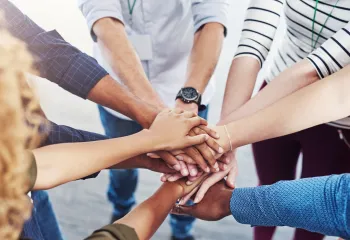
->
[92,18,165,109]
[176,22,225,113]
[220,59,320,124]
[219,64,350,150]
[88,75,159,128]
[32,109,210,190]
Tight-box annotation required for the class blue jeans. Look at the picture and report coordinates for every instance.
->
[98,105,209,239]
[22,190,63,240]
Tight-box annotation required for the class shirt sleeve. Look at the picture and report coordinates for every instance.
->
[1,0,108,99]
[78,0,124,42]
[41,121,109,179]
[234,0,285,67]
[307,22,350,79]
[84,224,139,240]
[230,174,350,239]
[191,0,231,36]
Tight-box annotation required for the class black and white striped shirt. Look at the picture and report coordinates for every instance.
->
[235,0,350,128]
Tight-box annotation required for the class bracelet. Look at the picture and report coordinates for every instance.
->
[224,125,233,152]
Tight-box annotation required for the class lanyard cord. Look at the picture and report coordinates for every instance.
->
[127,0,137,15]
[311,0,340,50]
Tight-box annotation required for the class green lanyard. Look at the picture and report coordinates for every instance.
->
[311,0,340,50]
[127,0,137,15]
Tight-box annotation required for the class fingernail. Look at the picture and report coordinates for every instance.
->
[216,133,220,138]
[182,169,189,176]
[191,169,197,176]
[223,164,227,170]
[218,147,224,154]
[205,167,210,173]
[214,162,219,169]
[174,165,181,171]
[194,197,199,203]
[146,153,151,156]
[169,177,176,182]
[176,156,184,161]
[186,181,193,185]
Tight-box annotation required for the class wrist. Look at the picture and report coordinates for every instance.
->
[221,188,234,218]
[175,99,199,113]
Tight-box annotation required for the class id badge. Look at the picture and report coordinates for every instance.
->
[129,34,153,60]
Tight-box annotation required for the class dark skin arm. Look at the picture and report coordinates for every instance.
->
[171,180,232,221]
[116,175,208,240]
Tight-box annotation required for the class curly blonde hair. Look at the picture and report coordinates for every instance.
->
[0,29,44,239]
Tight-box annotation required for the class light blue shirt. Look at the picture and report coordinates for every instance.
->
[231,174,350,239]
[78,0,230,119]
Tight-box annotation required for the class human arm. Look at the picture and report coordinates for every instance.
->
[221,18,350,125]
[32,109,210,190]
[218,64,350,150]
[173,174,350,239]
[115,175,207,240]
[1,0,158,128]
[78,0,164,107]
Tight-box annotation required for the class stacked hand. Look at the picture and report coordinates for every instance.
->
[146,104,238,207]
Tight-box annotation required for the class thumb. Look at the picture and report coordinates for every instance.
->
[226,166,238,188]
[185,134,208,146]
[171,204,195,217]
[147,152,161,158]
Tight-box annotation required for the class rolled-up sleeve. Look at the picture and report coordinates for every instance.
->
[1,0,108,99]
[78,0,124,42]
[191,0,230,36]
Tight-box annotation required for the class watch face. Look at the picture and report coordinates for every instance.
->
[182,87,198,101]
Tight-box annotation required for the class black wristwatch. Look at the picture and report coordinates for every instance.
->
[176,87,206,111]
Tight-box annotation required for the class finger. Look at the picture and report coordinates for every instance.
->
[179,161,189,176]
[171,150,185,156]
[185,135,209,149]
[194,172,226,203]
[161,173,172,182]
[171,204,195,217]
[151,159,177,174]
[174,153,196,164]
[182,111,197,118]
[218,162,228,171]
[180,185,199,205]
[193,127,224,155]
[183,147,209,173]
[172,108,184,114]
[226,164,238,188]
[147,152,161,158]
[188,116,208,128]
[168,173,184,182]
[187,164,199,177]
[157,151,181,171]
[217,154,230,164]
[187,171,204,184]
[198,125,220,139]
[189,129,216,167]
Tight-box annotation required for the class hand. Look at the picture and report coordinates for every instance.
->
[149,108,209,151]
[183,151,238,203]
[111,154,177,174]
[175,99,198,115]
[171,180,232,221]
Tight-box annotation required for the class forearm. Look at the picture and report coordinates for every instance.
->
[32,130,155,190]
[185,23,224,93]
[230,174,350,238]
[220,57,260,120]
[227,64,350,148]
[88,75,159,128]
[117,183,182,240]
[221,59,319,124]
[93,18,164,107]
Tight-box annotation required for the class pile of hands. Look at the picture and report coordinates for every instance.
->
[144,106,238,218]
